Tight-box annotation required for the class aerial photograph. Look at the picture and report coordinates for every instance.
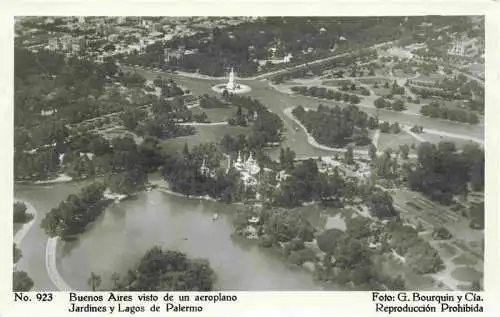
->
[13,16,484,292]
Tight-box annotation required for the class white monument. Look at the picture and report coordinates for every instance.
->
[227,67,236,90]
[212,67,251,94]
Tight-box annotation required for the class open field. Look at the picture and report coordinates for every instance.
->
[419,132,478,149]
[371,87,392,97]
[192,107,236,123]
[377,132,420,151]
[322,79,353,86]
[160,125,251,153]
[393,70,416,78]
[357,77,388,85]
[413,73,447,83]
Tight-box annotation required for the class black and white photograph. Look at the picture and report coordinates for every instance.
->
[12,15,485,293]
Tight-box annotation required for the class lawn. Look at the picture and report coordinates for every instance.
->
[403,102,423,115]
[377,132,420,152]
[450,267,482,283]
[452,254,478,266]
[160,125,251,153]
[371,87,392,97]
[436,242,458,260]
[413,73,446,83]
[192,107,236,123]
[419,132,477,149]
[357,77,388,85]
[393,70,416,78]
[321,79,353,86]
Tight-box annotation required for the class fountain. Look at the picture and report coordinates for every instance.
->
[212,67,251,94]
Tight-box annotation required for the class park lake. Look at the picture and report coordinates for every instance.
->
[15,182,323,291]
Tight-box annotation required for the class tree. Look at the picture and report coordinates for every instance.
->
[389,122,401,134]
[399,144,410,159]
[432,226,452,240]
[379,122,390,133]
[470,280,481,291]
[391,99,405,111]
[374,97,388,109]
[87,272,102,291]
[316,229,344,254]
[120,247,216,291]
[111,272,121,289]
[345,145,354,165]
[368,190,399,219]
[14,202,33,223]
[13,244,22,264]
[334,235,372,270]
[13,271,34,291]
[369,144,377,161]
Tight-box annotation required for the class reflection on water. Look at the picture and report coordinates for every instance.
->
[15,183,322,291]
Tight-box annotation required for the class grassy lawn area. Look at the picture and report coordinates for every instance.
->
[393,70,416,78]
[371,87,392,97]
[373,253,436,290]
[436,242,458,260]
[450,267,482,283]
[404,102,423,114]
[193,107,236,123]
[357,77,388,85]
[322,79,352,86]
[413,73,446,83]
[160,125,251,153]
[452,254,478,266]
[377,132,420,152]
[419,132,477,149]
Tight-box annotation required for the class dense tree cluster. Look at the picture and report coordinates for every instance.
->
[13,241,34,291]
[162,143,246,202]
[408,142,484,204]
[152,76,186,98]
[273,159,345,208]
[15,48,120,127]
[379,121,401,134]
[432,226,453,240]
[420,101,479,124]
[13,271,34,292]
[132,17,410,77]
[116,96,198,139]
[61,135,164,192]
[408,74,484,113]
[314,217,407,290]
[220,98,284,152]
[291,86,362,104]
[15,44,201,183]
[387,221,444,274]
[374,97,406,111]
[273,49,377,83]
[234,208,316,256]
[40,182,110,239]
[469,202,484,230]
[199,94,228,109]
[13,202,33,224]
[368,190,400,220]
[292,104,376,148]
[112,247,216,291]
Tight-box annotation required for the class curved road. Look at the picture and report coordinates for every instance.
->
[14,185,82,292]
[129,66,484,161]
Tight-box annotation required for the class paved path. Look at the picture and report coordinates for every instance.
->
[13,201,37,246]
[178,121,228,126]
[45,237,72,291]
[14,198,73,291]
